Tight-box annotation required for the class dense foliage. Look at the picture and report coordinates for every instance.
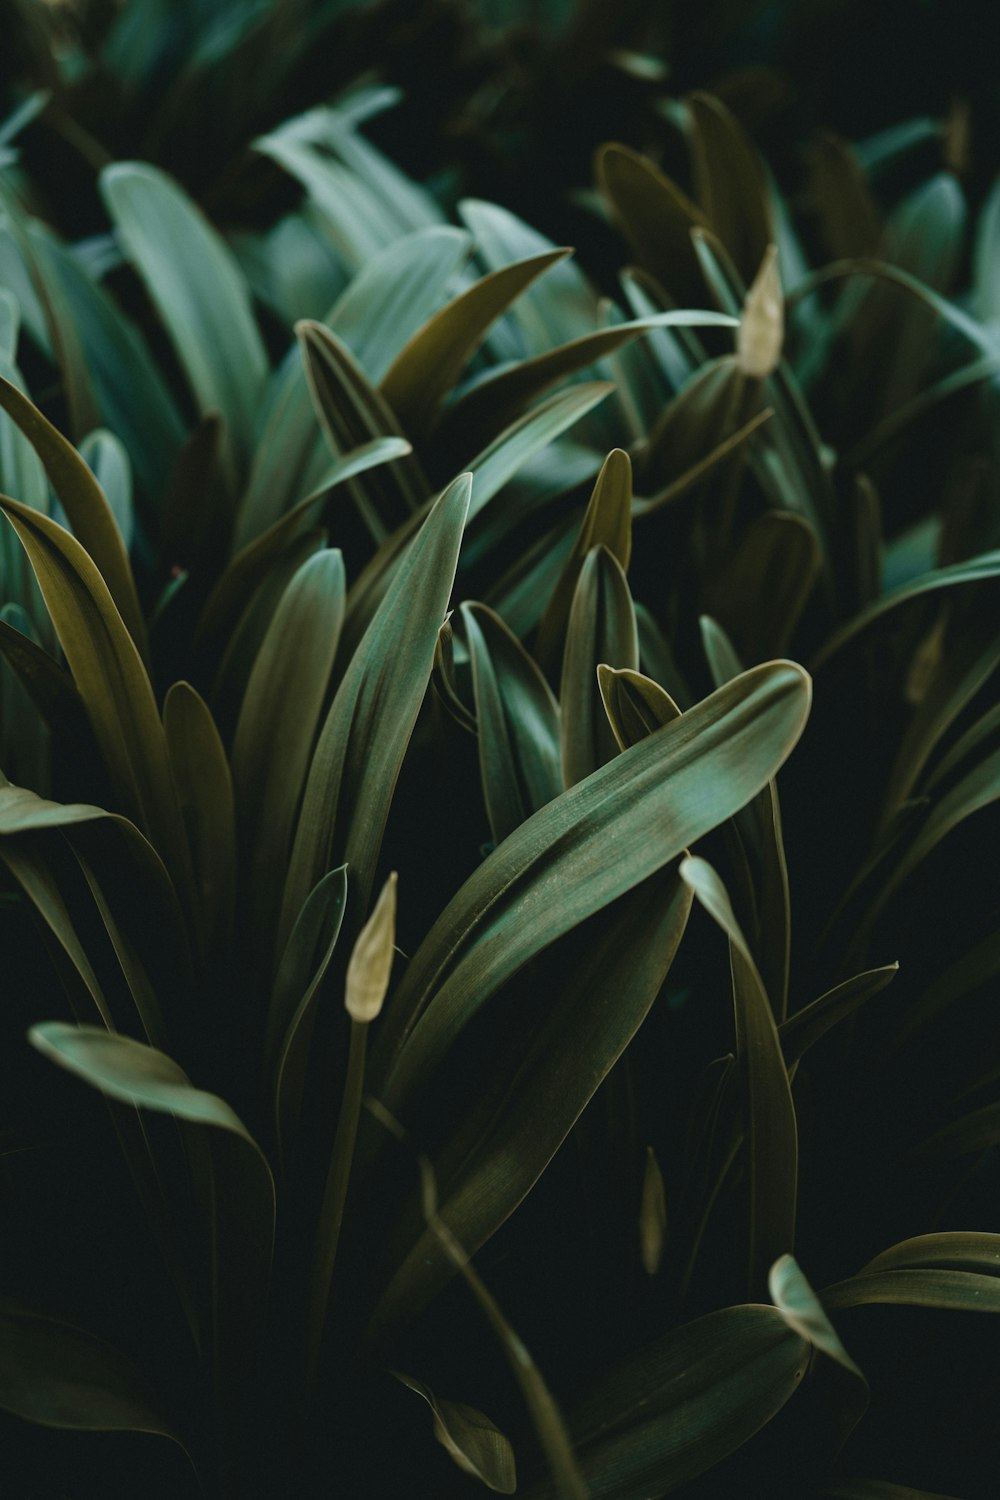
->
[2,3,1000,1498]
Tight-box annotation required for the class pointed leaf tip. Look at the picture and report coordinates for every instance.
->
[345,872,398,1023]
[738,245,783,378]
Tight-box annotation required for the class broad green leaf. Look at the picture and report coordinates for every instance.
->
[597,665,681,751]
[638,355,758,496]
[392,1371,516,1494]
[865,1232,1000,1276]
[380,250,570,434]
[680,856,797,1292]
[560,546,638,787]
[232,345,330,552]
[368,870,691,1344]
[0,374,147,658]
[527,1303,808,1499]
[163,682,235,955]
[536,448,632,670]
[0,615,87,740]
[0,497,186,878]
[596,142,708,303]
[634,406,774,519]
[687,92,775,284]
[271,866,348,1162]
[973,172,1000,324]
[371,662,811,1121]
[808,133,882,262]
[281,474,471,948]
[0,1301,183,1443]
[823,1262,1000,1316]
[232,548,345,949]
[462,601,562,845]
[780,965,899,1069]
[101,162,269,479]
[326,226,472,382]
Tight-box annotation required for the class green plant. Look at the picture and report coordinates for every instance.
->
[2,17,1000,1500]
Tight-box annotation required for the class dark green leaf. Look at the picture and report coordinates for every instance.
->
[560,546,638,787]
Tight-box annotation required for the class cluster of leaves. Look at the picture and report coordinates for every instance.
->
[3,7,1000,1500]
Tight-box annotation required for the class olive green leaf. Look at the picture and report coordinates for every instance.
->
[525,1303,809,1499]
[326,226,472,382]
[461,601,562,845]
[0,614,87,740]
[372,661,811,1121]
[281,472,470,949]
[367,869,690,1344]
[680,856,797,1293]
[392,1372,516,1494]
[297,320,426,539]
[687,92,774,284]
[101,162,268,479]
[0,1301,185,1445]
[163,681,235,955]
[823,1233,1000,1315]
[702,512,821,663]
[0,374,147,659]
[560,546,638,788]
[597,665,681,751]
[380,249,570,434]
[536,447,632,670]
[596,142,708,302]
[0,497,187,878]
[779,964,899,1070]
[231,548,345,947]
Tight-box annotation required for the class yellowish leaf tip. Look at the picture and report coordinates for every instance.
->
[737,244,783,379]
[345,872,397,1023]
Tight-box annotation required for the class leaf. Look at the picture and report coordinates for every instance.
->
[560,546,638,788]
[822,1231,1000,1316]
[326,226,472,382]
[536,448,632,670]
[529,1303,808,1498]
[0,615,88,740]
[0,373,147,659]
[822,1481,963,1500]
[780,965,899,1069]
[101,162,268,480]
[163,682,235,955]
[639,1145,668,1276]
[439,310,739,458]
[597,665,681,752]
[281,473,471,949]
[79,428,133,552]
[462,602,562,845]
[231,548,345,949]
[0,1301,183,1443]
[380,250,570,434]
[703,512,821,662]
[812,550,1000,668]
[769,1255,866,1380]
[368,870,691,1343]
[393,1372,517,1494]
[202,436,410,650]
[596,142,708,302]
[687,92,775,284]
[371,662,811,1122]
[0,497,186,878]
[680,857,796,1292]
[297,320,426,539]
[271,866,348,1160]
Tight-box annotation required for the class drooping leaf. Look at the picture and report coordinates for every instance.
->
[780,965,899,1069]
[393,1372,517,1494]
[823,1232,1000,1315]
[0,1301,184,1445]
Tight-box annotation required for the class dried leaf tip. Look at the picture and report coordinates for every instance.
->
[737,244,783,379]
[345,872,397,1023]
